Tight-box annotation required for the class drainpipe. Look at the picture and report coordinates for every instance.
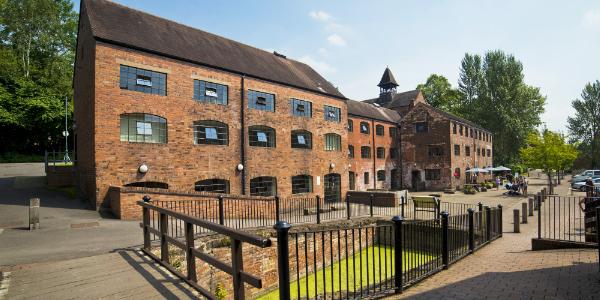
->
[240,76,246,195]
[398,124,403,189]
[372,119,376,190]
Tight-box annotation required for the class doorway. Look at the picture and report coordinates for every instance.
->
[411,170,421,191]
[324,173,341,202]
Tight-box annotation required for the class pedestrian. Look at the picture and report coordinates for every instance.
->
[523,176,528,196]
[496,176,501,191]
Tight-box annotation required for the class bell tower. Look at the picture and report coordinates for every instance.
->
[377,67,398,106]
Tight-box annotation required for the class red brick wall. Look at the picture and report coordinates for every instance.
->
[449,121,494,188]
[79,39,348,209]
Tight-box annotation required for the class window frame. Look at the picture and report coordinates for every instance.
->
[291,130,312,149]
[248,90,275,112]
[425,169,441,181]
[348,145,355,158]
[120,113,168,144]
[290,98,312,118]
[415,121,428,133]
[454,144,461,156]
[119,65,167,96]
[377,170,386,181]
[194,179,230,194]
[194,120,229,146]
[359,122,370,134]
[324,133,342,151]
[249,176,277,197]
[428,145,444,158]
[248,125,276,148]
[361,146,371,159]
[375,124,385,136]
[193,80,228,105]
[291,175,313,194]
[364,172,370,185]
[376,147,385,159]
[324,105,341,122]
[347,119,354,132]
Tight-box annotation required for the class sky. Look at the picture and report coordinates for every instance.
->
[73,0,600,133]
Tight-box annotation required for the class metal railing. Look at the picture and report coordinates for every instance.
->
[138,201,272,300]
[44,150,74,171]
[274,207,503,299]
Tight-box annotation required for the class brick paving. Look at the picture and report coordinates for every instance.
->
[390,176,600,300]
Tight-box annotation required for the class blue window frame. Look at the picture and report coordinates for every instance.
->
[193,80,228,105]
[248,90,275,112]
[290,98,312,117]
[324,105,341,122]
[119,65,167,96]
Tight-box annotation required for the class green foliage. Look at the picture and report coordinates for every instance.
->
[520,130,578,174]
[214,283,228,300]
[567,80,600,168]
[457,50,546,166]
[0,0,77,155]
[416,74,462,113]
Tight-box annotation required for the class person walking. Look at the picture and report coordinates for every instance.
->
[523,176,528,196]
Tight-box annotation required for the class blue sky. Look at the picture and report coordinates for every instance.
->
[74,1,600,133]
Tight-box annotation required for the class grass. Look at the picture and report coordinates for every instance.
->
[0,153,44,163]
[257,246,434,300]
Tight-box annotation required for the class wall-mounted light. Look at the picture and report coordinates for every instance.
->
[237,163,244,172]
[138,163,148,174]
[329,163,335,169]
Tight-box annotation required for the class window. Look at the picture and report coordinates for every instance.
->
[459,125,463,136]
[364,172,370,185]
[390,148,398,159]
[470,128,474,138]
[454,145,460,156]
[360,122,370,134]
[391,169,400,189]
[119,65,167,95]
[376,147,385,159]
[425,169,441,181]
[487,149,491,157]
[194,120,228,145]
[361,146,371,159]
[290,98,312,117]
[428,145,444,158]
[375,125,384,136]
[415,122,428,133]
[477,148,481,156]
[250,177,277,196]
[452,123,457,134]
[465,146,471,156]
[249,126,276,147]
[291,175,312,194]
[324,133,341,151]
[248,90,275,111]
[324,105,341,122]
[454,168,461,178]
[389,127,397,139]
[291,130,312,149]
[120,113,167,143]
[347,120,354,132]
[124,181,168,189]
[348,145,355,158]
[377,170,386,181]
[349,171,355,190]
[193,80,227,105]
[195,179,229,193]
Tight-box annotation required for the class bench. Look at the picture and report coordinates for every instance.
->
[413,196,440,219]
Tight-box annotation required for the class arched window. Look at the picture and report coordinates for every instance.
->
[291,130,312,149]
[360,122,370,134]
[194,120,228,145]
[376,147,385,159]
[361,146,371,158]
[124,181,168,189]
[120,113,167,143]
[375,125,384,136]
[195,179,230,193]
[249,126,276,148]
[324,133,341,151]
[250,176,277,196]
[377,170,386,181]
[291,175,313,194]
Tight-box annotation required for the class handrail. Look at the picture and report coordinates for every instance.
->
[138,201,271,247]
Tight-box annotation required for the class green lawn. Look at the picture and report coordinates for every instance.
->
[258,246,434,300]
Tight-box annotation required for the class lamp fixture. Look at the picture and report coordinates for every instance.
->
[138,163,148,174]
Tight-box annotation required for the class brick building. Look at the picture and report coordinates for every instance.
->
[360,68,494,191]
[346,100,401,191]
[74,0,349,209]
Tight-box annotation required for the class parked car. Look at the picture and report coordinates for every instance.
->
[571,170,600,183]
[571,177,600,191]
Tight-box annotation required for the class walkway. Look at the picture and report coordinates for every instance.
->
[390,177,600,300]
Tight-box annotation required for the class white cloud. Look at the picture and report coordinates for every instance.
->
[299,56,336,74]
[318,48,328,55]
[581,9,600,29]
[327,34,346,47]
[309,11,332,22]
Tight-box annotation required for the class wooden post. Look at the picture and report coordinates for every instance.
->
[160,213,169,263]
[528,197,534,216]
[29,198,40,230]
[231,239,245,300]
[513,209,520,233]
[143,206,150,250]
[185,221,197,282]
[522,203,528,224]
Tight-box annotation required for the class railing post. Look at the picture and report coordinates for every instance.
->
[478,202,483,212]
[316,195,321,224]
[467,208,474,253]
[401,196,405,218]
[485,206,491,241]
[275,196,280,223]
[441,211,449,269]
[537,193,542,239]
[218,195,225,225]
[497,205,503,237]
[392,216,403,293]
[185,221,197,282]
[522,202,528,224]
[346,194,351,220]
[160,212,169,263]
[370,193,374,217]
[274,221,292,300]
[231,238,245,300]
[528,197,534,216]
[143,206,150,250]
[513,209,520,233]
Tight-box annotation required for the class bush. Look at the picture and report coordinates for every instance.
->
[463,186,476,194]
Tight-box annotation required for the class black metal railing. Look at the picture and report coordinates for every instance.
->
[273,207,503,299]
[138,201,272,300]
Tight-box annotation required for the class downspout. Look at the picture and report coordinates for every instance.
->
[372,119,376,190]
[240,76,246,195]
[398,124,403,189]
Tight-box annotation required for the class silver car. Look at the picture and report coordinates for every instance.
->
[572,170,600,183]
[572,177,600,191]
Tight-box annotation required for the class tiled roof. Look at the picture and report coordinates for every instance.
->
[83,0,345,99]
[364,90,422,108]
[377,67,398,88]
[347,100,401,124]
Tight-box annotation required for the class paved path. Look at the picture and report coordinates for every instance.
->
[0,250,198,300]
[390,176,600,300]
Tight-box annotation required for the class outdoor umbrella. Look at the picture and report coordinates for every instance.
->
[466,168,489,173]
[495,166,511,171]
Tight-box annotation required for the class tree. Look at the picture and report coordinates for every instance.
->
[521,130,578,193]
[416,74,462,114]
[457,50,546,166]
[567,80,600,168]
